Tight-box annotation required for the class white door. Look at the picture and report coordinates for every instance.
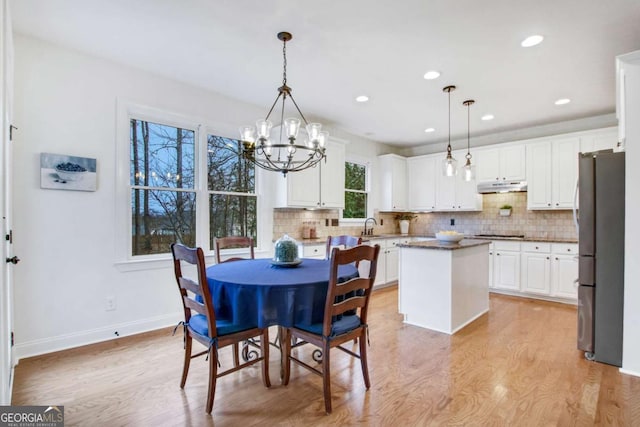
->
[521,253,551,294]
[494,251,520,291]
[0,0,14,405]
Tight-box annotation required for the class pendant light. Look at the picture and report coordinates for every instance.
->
[442,85,457,176]
[462,99,475,181]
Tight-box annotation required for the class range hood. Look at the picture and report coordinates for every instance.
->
[477,181,527,194]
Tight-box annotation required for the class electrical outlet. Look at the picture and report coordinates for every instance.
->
[106,296,116,311]
[450,218,455,226]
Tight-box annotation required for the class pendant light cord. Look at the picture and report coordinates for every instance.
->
[447,89,452,155]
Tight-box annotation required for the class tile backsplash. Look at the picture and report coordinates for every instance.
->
[273,193,577,241]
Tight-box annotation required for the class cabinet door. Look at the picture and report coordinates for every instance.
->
[494,250,520,291]
[552,137,579,209]
[320,140,345,208]
[455,165,481,210]
[580,129,618,153]
[379,155,407,211]
[526,141,552,209]
[500,145,526,181]
[385,245,399,283]
[407,156,436,210]
[287,163,320,207]
[488,243,495,288]
[475,148,501,182]
[552,254,578,299]
[435,166,456,210]
[521,252,551,294]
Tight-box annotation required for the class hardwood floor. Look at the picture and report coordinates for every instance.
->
[12,287,640,426]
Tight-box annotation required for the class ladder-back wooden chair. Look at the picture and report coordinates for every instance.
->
[171,243,270,414]
[282,244,381,413]
[214,236,255,264]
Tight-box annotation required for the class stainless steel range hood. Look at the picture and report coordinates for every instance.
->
[477,181,527,194]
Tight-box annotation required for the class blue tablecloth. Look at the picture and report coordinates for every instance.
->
[206,258,359,328]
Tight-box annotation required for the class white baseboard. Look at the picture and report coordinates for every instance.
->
[13,312,182,361]
[619,367,640,378]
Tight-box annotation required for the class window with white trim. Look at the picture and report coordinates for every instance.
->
[127,116,256,257]
[343,160,369,219]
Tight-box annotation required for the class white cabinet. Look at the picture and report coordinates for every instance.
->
[493,241,521,291]
[407,155,437,210]
[580,128,619,153]
[551,243,578,299]
[277,139,345,208]
[297,243,326,259]
[379,154,407,211]
[475,144,526,183]
[362,237,404,286]
[520,242,551,295]
[526,137,579,210]
[434,150,482,212]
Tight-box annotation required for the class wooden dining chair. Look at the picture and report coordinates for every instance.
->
[325,235,362,260]
[171,243,270,414]
[282,244,381,414]
[214,236,255,264]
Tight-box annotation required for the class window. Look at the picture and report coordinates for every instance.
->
[127,114,257,258]
[344,161,368,219]
[207,135,257,249]
[130,119,196,256]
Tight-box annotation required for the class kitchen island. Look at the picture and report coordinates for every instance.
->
[397,239,491,334]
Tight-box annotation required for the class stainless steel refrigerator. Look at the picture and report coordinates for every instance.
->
[576,150,625,366]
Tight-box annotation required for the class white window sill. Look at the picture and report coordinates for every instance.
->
[114,250,271,272]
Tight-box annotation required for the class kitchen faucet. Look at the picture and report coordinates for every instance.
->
[363,217,377,236]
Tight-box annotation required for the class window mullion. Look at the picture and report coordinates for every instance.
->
[195,124,210,252]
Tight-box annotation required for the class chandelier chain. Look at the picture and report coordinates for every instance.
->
[282,37,287,87]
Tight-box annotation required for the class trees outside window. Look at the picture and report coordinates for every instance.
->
[344,161,368,219]
[129,119,256,256]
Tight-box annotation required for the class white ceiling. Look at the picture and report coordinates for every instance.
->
[10,0,640,147]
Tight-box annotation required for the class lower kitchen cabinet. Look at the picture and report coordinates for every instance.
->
[493,241,521,291]
[520,242,551,295]
[489,240,578,302]
[297,243,326,259]
[551,244,579,299]
[362,237,408,287]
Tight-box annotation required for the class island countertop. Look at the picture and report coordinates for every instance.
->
[397,239,491,250]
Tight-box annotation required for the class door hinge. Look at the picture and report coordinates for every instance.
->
[9,125,18,141]
[5,230,12,243]
[11,332,14,347]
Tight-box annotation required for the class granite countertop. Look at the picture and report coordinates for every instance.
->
[397,239,491,251]
[293,234,577,245]
[471,236,578,244]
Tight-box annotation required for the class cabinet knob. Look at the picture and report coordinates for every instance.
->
[546,257,549,260]
[556,203,559,206]
[556,257,559,260]
[502,177,506,180]
[548,203,551,207]
[497,253,501,256]
[567,248,571,252]
[496,177,499,181]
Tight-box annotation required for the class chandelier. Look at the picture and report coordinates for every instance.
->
[442,85,457,176]
[239,32,327,176]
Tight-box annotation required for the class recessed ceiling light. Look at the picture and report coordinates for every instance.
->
[481,114,494,121]
[423,71,441,80]
[424,128,435,133]
[355,95,369,103]
[555,98,571,105]
[521,35,544,47]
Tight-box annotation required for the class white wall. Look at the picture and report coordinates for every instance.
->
[11,34,390,359]
[621,51,640,376]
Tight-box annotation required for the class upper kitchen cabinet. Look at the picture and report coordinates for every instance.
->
[434,150,482,211]
[379,154,407,211]
[526,137,579,210]
[579,127,619,153]
[274,139,345,208]
[475,144,526,183]
[407,154,437,210]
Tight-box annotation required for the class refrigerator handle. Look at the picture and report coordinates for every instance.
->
[572,178,579,234]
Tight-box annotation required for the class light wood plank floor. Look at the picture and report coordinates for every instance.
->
[12,287,640,426]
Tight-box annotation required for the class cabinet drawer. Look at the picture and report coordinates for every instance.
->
[552,243,578,255]
[388,238,402,247]
[521,242,551,253]
[493,241,521,251]
[302,244,326,258]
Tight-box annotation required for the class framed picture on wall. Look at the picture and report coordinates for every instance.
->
[40,153,97,192]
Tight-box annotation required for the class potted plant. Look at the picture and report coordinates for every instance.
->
[394,213,417,235]
[499,204,512,216]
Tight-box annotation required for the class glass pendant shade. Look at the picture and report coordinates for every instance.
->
[284,117,300,138]
[306,123,322,142]
[462,157,475,181]
[239,126,256,143]
[256,119,273,139]
[442,153,458,176]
